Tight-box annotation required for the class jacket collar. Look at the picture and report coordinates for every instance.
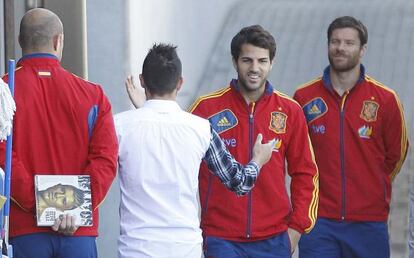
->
[322,64,366,92]
[18,53,60,67]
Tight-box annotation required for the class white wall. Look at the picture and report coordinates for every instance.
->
[128,0,239,108]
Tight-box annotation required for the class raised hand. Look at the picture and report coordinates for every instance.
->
[251,134,276,168]
[125,75,146,108]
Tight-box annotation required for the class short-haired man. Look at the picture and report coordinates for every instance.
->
[294,16,408,258]
[116,43,276,258]
[1,8,118,258]
[189,25,319,257]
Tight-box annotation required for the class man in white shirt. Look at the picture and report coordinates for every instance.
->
[115,43,275,258]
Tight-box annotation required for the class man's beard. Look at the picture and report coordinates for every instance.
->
[328,52,360,72]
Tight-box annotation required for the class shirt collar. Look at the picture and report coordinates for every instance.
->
[143,99,182,112]
[322,64,366,91]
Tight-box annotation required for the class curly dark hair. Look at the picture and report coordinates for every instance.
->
[231,25,276,61]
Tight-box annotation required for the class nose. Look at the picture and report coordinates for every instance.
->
[250,60,260,72]
[337,43,345,51]
[335,41,347,52]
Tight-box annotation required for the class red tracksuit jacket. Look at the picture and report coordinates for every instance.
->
[293,65,408,222]
[1,54,118,237]
[190,79,319,241]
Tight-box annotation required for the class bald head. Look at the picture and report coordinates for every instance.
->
[19,8,64,58]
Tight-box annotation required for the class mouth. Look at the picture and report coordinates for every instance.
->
[248,73,260,82]
[332,52,347,58]
[332,55,348,63]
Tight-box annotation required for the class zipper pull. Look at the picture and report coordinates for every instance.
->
[249,102,256,122]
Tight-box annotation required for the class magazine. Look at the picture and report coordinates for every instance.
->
[34,175,93,226]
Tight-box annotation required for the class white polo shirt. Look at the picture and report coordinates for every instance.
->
[115,100,211,258]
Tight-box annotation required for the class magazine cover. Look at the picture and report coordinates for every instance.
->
[34,175,93,227]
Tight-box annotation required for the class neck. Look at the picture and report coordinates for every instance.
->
[146,92,177,101]
[330,65,361,96]
[238,84,265,104]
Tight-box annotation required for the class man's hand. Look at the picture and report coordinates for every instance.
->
[251,134,276,168]
[125,75,146,108]
[287,227,301,254]
[51,214,79,236]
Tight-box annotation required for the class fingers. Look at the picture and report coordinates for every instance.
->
[51,214,79,236]
[266,138,276,147]
[67,215,78,234]
[251,134,275,168]
[125,75,135,91]
[255,133,263,144]
[256,134,276,148]
[51,216,61,231]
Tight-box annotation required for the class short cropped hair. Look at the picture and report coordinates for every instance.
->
[142,43,182,96]
[19,8,63,51]
[327,16,368,46]
[231,25,276,61]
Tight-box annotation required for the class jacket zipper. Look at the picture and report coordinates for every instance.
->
[340,91,349,220]
[247,102,255,238]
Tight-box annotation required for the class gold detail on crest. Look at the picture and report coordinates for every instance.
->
[269,112,287,134]
[360,100,379,122]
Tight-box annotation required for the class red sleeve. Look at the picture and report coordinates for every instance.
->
[382,92,408,180]
[0,75,35,211]
[286,104,319,234]
[84,91,118,211]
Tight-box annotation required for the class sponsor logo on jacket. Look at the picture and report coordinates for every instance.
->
[311,124,326,134]
[303,97,328,123]
[208,109,238,134]
[222,138,237,148]
[358,125,372,139]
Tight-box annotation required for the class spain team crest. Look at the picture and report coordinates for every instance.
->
[360,100,379,122]
[269,112,287,134]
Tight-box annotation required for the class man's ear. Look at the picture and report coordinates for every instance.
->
[139,74,146,88]
[18,35,23,49]
[53,33,63,51]
[360,44,367,58]
[232,57,238,71]
[176,77,183,92]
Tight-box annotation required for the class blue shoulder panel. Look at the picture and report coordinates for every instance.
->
[88,105,99,139]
